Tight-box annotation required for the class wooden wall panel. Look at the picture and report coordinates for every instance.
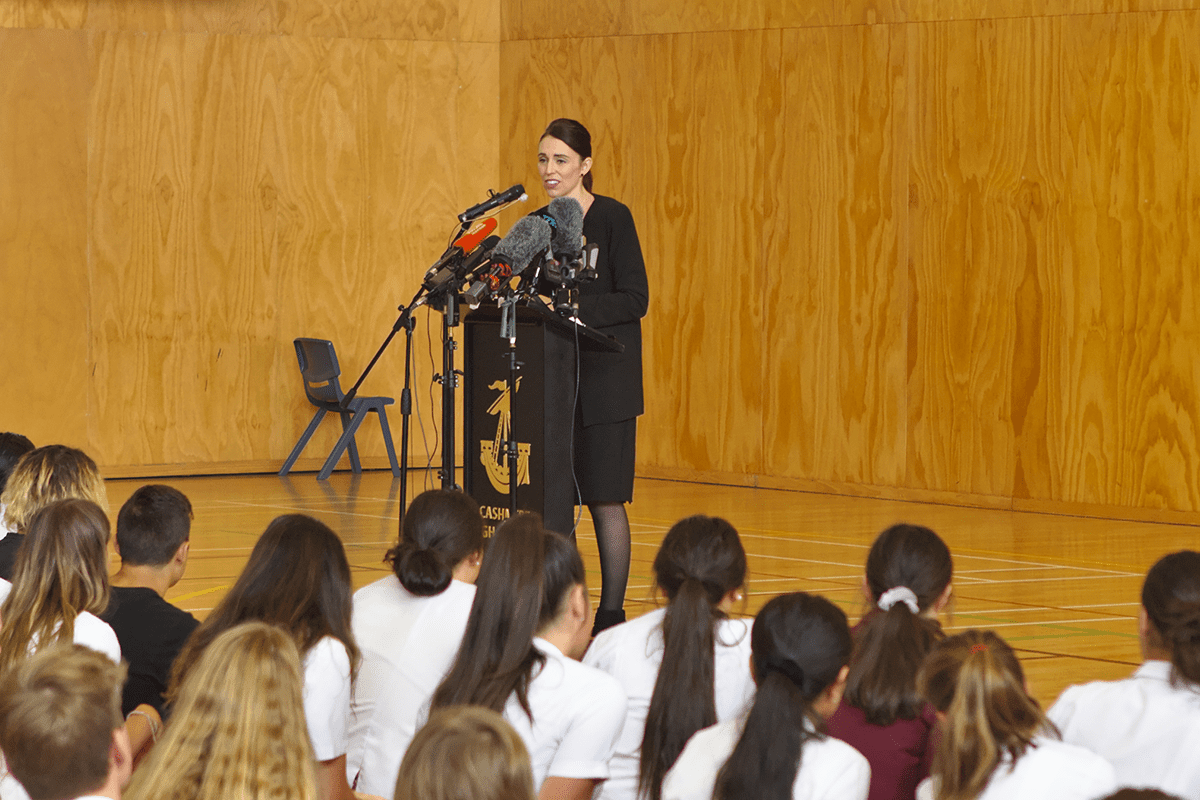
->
[0,28,90,450]
[501,0,907,40]
[764,24,909,487]
[906,18,1061,499]
[1053,12,1200,510]
[83,26,483,469]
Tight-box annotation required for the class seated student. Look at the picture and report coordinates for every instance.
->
[0,643,132,800]
[916,630,1116,800]
[101,484,200,716]
[394,706,535,800]
[346,489,484,796]
[584,515,753,800]
[430,513,627,800]
[169,514,375,800]
[1049,550,1200,798]
[0,432,35,533]
[0,444,108,581]
[126,622,318,800]
[0,498,120,669]
[827,523,953,800]
[662,592,869,800]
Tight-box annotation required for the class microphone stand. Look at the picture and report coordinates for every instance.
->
[430,289,462,491]
[341,284,425,524]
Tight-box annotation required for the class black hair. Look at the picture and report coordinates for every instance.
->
[387,490,484,596]
[640,516,746,800]
[541,118,593,192]
[0,432,34,494]
[713,593,852,800]
[845,523,952,725]
[430,513,585,721]
[1141,550,1200,687]
[115,484,193,567]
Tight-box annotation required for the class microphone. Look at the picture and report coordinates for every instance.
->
[463,216,551,307]
[423,218,499,291]
[458,234,501,281]
[458,184,527,224]
[546,196,584,260]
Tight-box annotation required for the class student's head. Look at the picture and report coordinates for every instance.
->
[0,432,35,496]
[713,593,852,800]
[431,513,587,718]
[170,514,359,697]
[846,523,952,725]
[394,706,535,800]
[0,643,129,800]
[115,484,193,573]
[1140,550,1200,687]
[127,622,317,800]
[918,630,1050,800]
[387,489,484,595]
[0,499,112,674]
[0,444,108,534]
[640,515,747,800]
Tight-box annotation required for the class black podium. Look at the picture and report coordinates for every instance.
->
[463,300,621,537]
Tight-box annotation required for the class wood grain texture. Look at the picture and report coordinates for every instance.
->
[0,28,91,450]
[1054,12,1200,509]
[765,23,909,487]
[906,18,1060,498]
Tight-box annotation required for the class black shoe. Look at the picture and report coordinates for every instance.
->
[592,608,626,637]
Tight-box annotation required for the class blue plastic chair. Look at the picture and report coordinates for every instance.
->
[279,338,401,481]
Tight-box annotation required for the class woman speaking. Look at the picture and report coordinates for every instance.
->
[536,118,649,634]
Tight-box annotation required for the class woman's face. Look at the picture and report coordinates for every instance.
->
[537,136,592,200]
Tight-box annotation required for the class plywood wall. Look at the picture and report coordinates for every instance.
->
[1,0,505,474]
[499,4,1200,516]
[5,0,1200,517]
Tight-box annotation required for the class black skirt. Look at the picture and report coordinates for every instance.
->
[573,411,637,505]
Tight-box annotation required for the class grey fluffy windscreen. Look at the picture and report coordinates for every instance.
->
[494,215,552,270]
[548,197,584,258]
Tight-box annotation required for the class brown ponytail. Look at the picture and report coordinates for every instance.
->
[845,523,952,725]
[918,630,1053,800]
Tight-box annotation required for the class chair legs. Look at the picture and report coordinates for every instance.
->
[279,408,328,476]
[282,401,398,481]
[374,407,402,477]
[317,401,399,481]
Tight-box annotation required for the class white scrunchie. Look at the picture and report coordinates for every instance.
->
[877,586,920,614]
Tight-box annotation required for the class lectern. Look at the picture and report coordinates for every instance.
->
[463,301,621,537]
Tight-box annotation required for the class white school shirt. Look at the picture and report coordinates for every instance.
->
[0,613,122,800]
[915,737,1116,800]
[0,577,10,604]
[503,637,628,791]
[345,576,476,795]
[661,717,870,800]
[583,608,755,800]
[304,636,353,762]
[1049,660,1200,797]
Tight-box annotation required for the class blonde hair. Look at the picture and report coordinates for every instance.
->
[0,499,111,675]
[395,706,535,800]
[125,622,317,800]
[0,643,126,800]
[0,444,108,533]
[918,630,1053,800]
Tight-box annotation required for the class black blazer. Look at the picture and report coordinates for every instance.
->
[575,195,649,426]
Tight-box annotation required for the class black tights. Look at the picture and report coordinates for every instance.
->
[588,502,630,612]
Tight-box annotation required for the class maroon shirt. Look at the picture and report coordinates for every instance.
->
[826,699,937,800]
